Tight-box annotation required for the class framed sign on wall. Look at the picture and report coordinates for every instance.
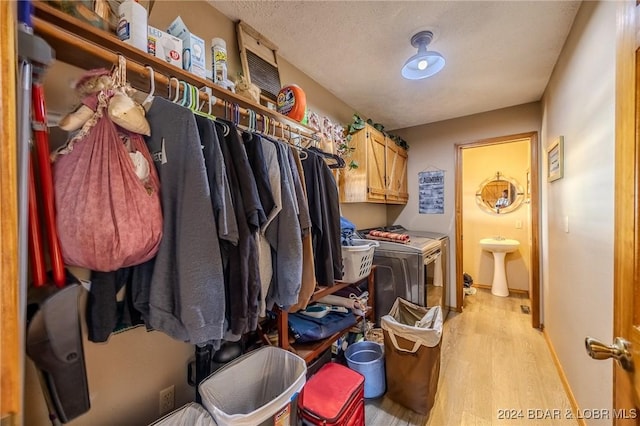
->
[547,136,564,182]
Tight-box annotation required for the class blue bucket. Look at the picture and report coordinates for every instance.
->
[345,341,385,398]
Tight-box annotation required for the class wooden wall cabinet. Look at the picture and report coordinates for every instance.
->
[339,123,408,204]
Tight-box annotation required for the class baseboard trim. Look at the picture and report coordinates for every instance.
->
[543,329,585,426]
[472,284,529,297]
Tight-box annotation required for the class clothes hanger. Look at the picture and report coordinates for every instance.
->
[142,66,155,108]
[307,146,345,169]
[233,103,240,126]
[248,109,257,132]
[297,145,308,160]
[198,86,217,117]
[217,119,230,137]
[290,128,310,160]
[272,121,286,143]
[285,124,292,143]
[192,85,220,125]
[277,124,309,160]
[180,81,189,107]
[211,99,230,137]
[241,109,253,134]
[188,83,197,110]
[200,89,216,118]
[170,77,180,103]
[167,76,174,101]
[184,82,192,109]
[206,92,215,115]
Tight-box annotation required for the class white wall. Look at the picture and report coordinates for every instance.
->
[540,0,615,419]
[23,268,195,426]
[388,102,541,308]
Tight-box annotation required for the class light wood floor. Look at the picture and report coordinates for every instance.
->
[364,288,576,425]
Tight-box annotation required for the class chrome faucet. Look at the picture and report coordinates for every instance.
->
[494,235,505,241]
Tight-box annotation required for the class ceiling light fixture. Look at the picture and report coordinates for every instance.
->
[401,30,445,80]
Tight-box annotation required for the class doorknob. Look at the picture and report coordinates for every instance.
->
[585,336,634,372]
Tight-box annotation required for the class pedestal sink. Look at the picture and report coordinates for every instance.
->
[480,238,520,297]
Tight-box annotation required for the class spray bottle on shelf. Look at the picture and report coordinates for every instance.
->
[117,0,147,52]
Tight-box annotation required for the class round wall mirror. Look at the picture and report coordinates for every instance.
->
[475,173,524,214]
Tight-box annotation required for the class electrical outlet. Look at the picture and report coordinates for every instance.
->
[159,385,175,415]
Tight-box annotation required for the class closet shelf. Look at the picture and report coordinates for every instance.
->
[276,266,376,364]
[32,2,318,139]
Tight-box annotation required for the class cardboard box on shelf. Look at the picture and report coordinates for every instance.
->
[147,26,183,69]
[167,17,206,79]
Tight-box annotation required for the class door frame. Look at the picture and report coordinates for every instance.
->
[0,1,20,423]
[454,131,541,329]
[613,0,637,420]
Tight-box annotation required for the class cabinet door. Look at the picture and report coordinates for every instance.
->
[385,144,408,204]
[385,141,399,202]
[366,128,387,203]
[396,147,409,203]
[339,129,368,203]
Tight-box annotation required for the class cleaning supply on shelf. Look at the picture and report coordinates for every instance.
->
[277,84,308,123]
[117,0,147,52]
[211,37,228,84]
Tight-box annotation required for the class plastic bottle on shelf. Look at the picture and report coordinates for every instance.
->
[211,37,228,84]
[117,0,147,52]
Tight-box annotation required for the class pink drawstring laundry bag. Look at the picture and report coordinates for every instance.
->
[53,92,162,272]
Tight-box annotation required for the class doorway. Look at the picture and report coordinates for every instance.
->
[454,132,541,328]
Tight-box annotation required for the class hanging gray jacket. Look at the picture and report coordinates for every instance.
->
[265,141,303,310]
[144,97,226,344]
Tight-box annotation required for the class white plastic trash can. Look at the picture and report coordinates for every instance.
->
[198,346,307,426]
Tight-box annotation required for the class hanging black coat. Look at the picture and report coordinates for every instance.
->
[216,121,263,337]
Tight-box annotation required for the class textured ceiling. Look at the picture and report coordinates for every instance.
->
[209,1,581,130]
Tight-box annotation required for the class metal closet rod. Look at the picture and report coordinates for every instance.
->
[32,15,318,143]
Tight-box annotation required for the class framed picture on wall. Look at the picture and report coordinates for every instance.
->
[547,136,564,182]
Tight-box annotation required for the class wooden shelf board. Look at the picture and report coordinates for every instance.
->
[309,282,353,303]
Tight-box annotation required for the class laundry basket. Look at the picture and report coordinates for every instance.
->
[381,298,443,415]
[340,239,378,283]
[198,346,307,426]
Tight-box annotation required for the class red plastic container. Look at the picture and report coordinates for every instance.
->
[298,362,365,426]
